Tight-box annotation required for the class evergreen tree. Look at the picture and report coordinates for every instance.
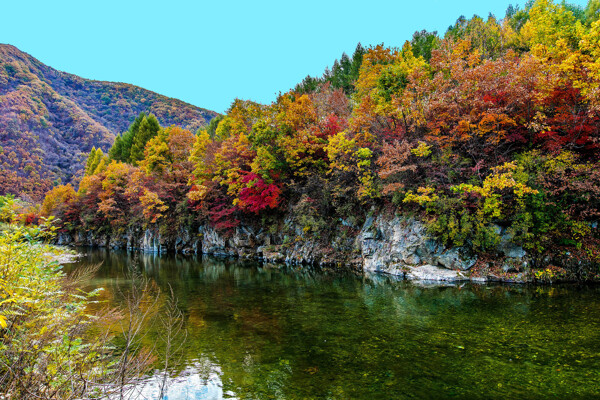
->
[203,115,225,139]
[292,43,365,95]
[350,43,366,81]
[411,30,439,61]
[322,66,332,81]
[92,154,107,175]
[84,147,105,176]
[295,75,323,95]
[130,114,161,165]
[119,130,135,162]
[505,4,518,19]
[330,59,342,88]
[108,136,123,161]
[507,1,533,31]
[84,147,97,176]
[339,52,352,92]
[108,112,147,162]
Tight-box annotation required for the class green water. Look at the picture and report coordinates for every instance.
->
[72,249,600,399]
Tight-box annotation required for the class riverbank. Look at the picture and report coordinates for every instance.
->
[0,226,105,398]
[55,209,599,284]
[0,225,178,399]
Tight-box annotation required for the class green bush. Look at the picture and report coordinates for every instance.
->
[0,226,109,398]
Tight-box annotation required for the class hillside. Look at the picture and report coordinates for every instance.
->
[0,44,218,201]
[40,0,600,282]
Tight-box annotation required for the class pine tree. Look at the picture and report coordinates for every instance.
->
[350,43,366,81]
[130,114,161,165]
[411,30,439,61]
[84,148,105,176]
[108,112,147,163]
[84,147,97,175]
[108,136,124,161]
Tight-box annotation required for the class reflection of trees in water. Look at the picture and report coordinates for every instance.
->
[70,250,600,399]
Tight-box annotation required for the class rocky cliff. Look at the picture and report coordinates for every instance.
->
[58,210,535,283]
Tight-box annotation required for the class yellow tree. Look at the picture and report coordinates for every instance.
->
[41,184,77,217]
[520,0,584,52]
[351,42,428,145]
[325,131,377,200]
[140,126,195,176]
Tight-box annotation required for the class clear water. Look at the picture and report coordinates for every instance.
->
[72,249,600,399]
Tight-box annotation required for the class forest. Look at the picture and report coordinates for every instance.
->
[4,1,600,398]
[0,43,217,201]
[33,0,600,280]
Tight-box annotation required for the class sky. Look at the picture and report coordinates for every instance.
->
[0,0,591,114]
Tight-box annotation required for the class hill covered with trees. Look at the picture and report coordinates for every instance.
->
[0,44,218,201]
[40,0,600,280]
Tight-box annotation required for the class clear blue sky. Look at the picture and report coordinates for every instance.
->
[0,0,590,114]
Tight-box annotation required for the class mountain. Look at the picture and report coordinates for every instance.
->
[0,44,218,201]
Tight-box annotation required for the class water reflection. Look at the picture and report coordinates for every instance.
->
[70,249,600,399]
[134,362,223,400]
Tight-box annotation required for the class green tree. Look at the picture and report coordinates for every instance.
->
[507,3,532,32]
[294,43,365,95]
[84,147,98,175]
[202,114,225,139]
[108,135,124,161]
[130,114,161,165]
[330,52,357,93]
[294,75,323,94]
[585,0,600,22]
[350,42,366,82]
[108,112,147,162]
[411,30,439,61]
[84,147,106,176]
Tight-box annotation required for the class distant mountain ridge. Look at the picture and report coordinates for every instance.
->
[0,44,218,201]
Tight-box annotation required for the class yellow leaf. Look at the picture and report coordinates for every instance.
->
[0,315,7,329]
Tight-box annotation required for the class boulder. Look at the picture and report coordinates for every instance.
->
[406,265,469,281]
[437,248,477,270]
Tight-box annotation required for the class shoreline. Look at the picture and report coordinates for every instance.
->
[65,243,598,285]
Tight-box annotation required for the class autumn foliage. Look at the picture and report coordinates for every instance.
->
[40,0,600,277]
[0,44,217,202]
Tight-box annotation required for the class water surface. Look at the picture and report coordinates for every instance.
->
[72,249,600,399]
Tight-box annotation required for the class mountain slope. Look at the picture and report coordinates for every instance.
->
[0,44,218,201]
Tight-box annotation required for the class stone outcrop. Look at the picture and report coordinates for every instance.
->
[58,227,199,255]
[405,265,469,281]
[58,210,532,282]
[356,214,491,281]
[359,216,464,266]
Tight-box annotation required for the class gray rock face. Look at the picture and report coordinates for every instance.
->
[356,215,493,281]
[141,229,163,253]
[497,227,527,258]
[357,215,480,274]
[57,227,197,254]
[437,248,477,270]
[59,210,531,282]
[359,215,439,273]
[199,226,229,256]
[56,233,72,246]
[502,263,518,273]
[173,229,200,254]
[503,245,526,259]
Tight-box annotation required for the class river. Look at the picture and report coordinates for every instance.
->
[71,249,600,399]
